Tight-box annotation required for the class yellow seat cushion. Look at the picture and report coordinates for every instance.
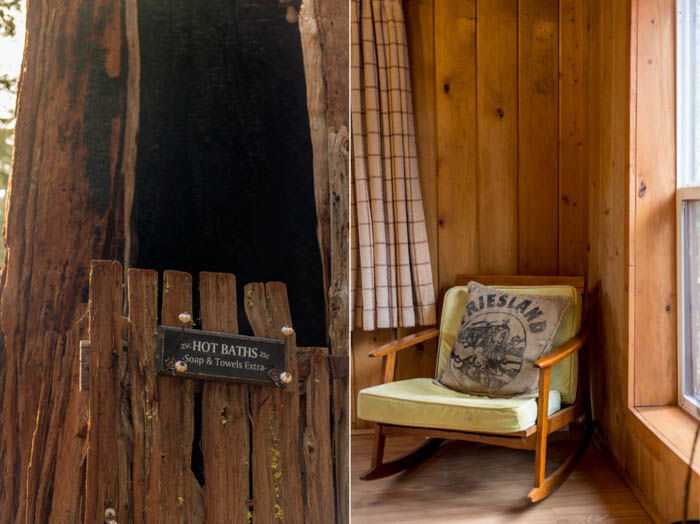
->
[357,378,561,433]
[436,284,582,404]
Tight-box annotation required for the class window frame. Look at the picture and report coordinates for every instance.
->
[676,187,700,417]
[676,0,700,419]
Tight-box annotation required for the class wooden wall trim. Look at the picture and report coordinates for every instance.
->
[630,0,677,407]
[593,432,665,524]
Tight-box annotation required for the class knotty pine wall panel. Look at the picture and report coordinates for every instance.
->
[352,0,590,430]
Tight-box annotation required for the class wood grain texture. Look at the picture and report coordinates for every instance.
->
[435,0,478,292]
[127,268,163,523]
[352,329,394,430]
[353,0,589,428]
[303,347,335,524]
[637,406,700,464]
[559,0,589,276]
[0,1,127,519]
[351,433,652,523]
[123,0,140,269]
[244,282,304,524]
[455,274,585,292]
[48,312,89,523]
[633,0,677,406]
[159,270,202,523]
[587,0,700,520]
[299,2,349,518]
[369,328,440,357]
[328,128,350,524]
[198,272,250,524]
[299,0,330,305]
[534,367,552,487]
[404,0,437,288]
[85,261,130,523]
[518,0,560,275]
[353,1,697,521]
[477,0,518,275]
[394,0,441,388]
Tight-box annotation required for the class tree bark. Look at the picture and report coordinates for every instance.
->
[0,0,341,521]
[0,1,128,521]
[298,0,349,522]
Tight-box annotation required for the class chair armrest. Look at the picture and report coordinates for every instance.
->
[533,326,590,369]
[368,327,440,358]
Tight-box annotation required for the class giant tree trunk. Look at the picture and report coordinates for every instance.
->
[298,1,349,522]
[0,1,128,521]
[0,0,345,522]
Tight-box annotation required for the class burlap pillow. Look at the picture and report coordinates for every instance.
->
[438,281,571,397]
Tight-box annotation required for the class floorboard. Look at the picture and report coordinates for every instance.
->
[351,433,651,523]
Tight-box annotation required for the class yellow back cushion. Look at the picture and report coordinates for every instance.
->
[435,285,582,405]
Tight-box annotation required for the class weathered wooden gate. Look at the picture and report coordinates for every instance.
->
[76,260,336,523]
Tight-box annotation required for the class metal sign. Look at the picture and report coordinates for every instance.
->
[156,326,288,386]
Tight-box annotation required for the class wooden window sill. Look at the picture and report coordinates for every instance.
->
[627,406,700,475]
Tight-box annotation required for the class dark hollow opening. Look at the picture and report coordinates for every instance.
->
[133,0,324,486]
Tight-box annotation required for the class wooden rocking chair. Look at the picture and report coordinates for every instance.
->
[357,275,593,502]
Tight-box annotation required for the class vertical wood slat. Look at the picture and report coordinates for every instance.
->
[199,272,250,523]
[435,0,478,292]
[398,0,440,385]
[159,270,202,523]
[302,347,335,524]
[85,260,129,523]
[405,0,438,288]
[244,282,304,524]
[127,269,161,523]
[633,0,677,406]
[518,0,560,275]
[328,127,350,524]
[49,312,89,523]
[24,330,58,523]
[559,0,590,276]
[477,0,519,275]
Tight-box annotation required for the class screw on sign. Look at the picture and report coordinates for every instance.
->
[104,508,117,524]
[156,320,292,386]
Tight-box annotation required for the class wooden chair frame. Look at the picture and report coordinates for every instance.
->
[361,275,594,503]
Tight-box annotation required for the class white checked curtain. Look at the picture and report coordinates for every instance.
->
[350,0,436,331]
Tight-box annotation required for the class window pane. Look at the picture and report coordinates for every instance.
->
[682,200,700,405]
[694,1,700,185]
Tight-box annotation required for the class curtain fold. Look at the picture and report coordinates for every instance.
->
[351,0,436,331]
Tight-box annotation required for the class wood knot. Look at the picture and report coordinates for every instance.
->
[443,83,450,94]
[496,107,504,118]
[638,180,647,198]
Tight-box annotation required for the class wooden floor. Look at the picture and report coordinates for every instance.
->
[351,432,652,523]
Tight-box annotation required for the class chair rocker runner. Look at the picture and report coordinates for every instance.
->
[357,275,594,502]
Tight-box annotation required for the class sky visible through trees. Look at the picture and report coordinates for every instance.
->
[0,0,24,262]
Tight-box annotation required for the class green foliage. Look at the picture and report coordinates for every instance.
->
[0,0,20,262]
[0,0,21,37]
[0,126,9,261]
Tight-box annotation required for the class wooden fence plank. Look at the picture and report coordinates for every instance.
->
[244,282,304,524]
[127,269,162,523]
[518,0,560,274]
[199,272,250,523]
[303,347,335,524]
[48,311,88,523]
[160,270,202,523]
[327,127,350,524]
[85,260,129,523]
